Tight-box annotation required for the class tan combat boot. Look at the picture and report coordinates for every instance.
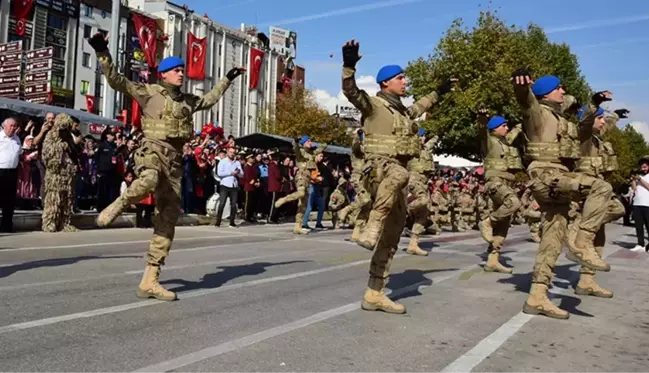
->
[293,221,308,235]
[274,196,287,209]
[530,231,541,243]
[361,288,406,314]
[522,283,569,319]
[479,218,494,243]
[566,230,610,272]
[337,206,350,224]
[575,273,613,298]
[484,252,513,274]
[96,196,129,227]
[350,224,363,242]
[136,265,177,301]
[357,220,381,251]
[406,235,428,256]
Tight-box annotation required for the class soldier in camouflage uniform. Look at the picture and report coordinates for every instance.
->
[452,182,474,232]
[275,136,327,235]
[476,111,523,273]
[512,70,612,319]
[568,95,629,298]
[405,129,436,256]
[329,177,349,229]
[342,39,454,314]
[88,33,245,301]
[337,129,371,242]
[431,179,452,231]
[41,114,79,233]
[521,188,542,243]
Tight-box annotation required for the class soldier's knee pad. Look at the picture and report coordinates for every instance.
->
[136,169,160,192]
[591,179,613,198]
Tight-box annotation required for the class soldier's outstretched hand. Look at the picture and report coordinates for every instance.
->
[226,67,247,81]
[614,108,630,118]
[592,90,613,106]
[511,68,532,86]
[342,39,362,68]
[437,78,459,96]
[477,108,490,117]
[88,32,108,53]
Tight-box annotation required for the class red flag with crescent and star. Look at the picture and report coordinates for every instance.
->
[11,0,33,36]
[249,48,264,89]
[85,95,96,113]
[131,12,158,68]
[186,32,207,80]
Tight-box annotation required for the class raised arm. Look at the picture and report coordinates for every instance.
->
[511,69,542,137]
[341,40,373,117]
[89,33,151,103]
[194,67,244,112]
[407,78,457,119]
[505,123,523,145]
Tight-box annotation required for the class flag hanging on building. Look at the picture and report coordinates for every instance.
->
[131,99,142,128]
[85,95,95,113]
[11,0,33,36]
[131,12,158,68]
[249,48,264,89]
[186,32,206,80]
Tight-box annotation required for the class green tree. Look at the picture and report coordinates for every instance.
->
[406,10,591,161]
[260,85,351,146]
[602,124,649,188]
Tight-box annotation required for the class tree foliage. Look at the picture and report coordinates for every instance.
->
[405,10,591,161]
[260,85,351,146]
[603,124,649,187]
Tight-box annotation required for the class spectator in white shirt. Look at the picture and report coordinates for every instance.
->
[0,117,22,232]
[631,158,649,252]
[214,147,242,227]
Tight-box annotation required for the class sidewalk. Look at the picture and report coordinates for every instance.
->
[4,210,332,232]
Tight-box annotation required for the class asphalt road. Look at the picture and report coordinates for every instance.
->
[0,221,647,372]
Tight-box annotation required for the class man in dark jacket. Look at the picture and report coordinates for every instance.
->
[267,152,283,223]
[242,154,260,222]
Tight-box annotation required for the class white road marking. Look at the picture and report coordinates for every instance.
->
[0,255,404,334]
[439,235,621,372]
[132,266,473,372]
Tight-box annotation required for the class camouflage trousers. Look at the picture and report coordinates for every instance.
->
[528,167,612,285]
[282,170,309,229]
[42,171,75,232]
[408,172,430,237]
[485,177,522,247]
[366,156,410,290]
[569,197,625,275]
[344,169,372,226]
[123,141,183,266]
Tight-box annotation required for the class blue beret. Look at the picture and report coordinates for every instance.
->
[532,76,561,96]
[577,106,605,120]
[159,56,185,73]
[195,130,201,135]
[376,65,403,84]
[418,128,426,136]
[487,116,507,130]
[298,135,310,146]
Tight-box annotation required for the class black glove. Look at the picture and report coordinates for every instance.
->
[88,33,108,53]
[342,40,361,68]
[614,108,630,118]
[592,91,612,107]
[511,68,531,80]
[437,78,458,97]
[226,67,245,81]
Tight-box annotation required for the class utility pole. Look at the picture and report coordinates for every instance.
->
[103,0,121,119]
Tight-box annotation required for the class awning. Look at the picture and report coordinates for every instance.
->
[234,132,351,155]
[0,96,124,130]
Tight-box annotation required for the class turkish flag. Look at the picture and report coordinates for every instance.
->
[15,18,25,36]
[131,12,158,68]
[186,32,206,80]
[249,48,264,89]
[85,95,95,113]
[11,0,33,20]
[132,99,141,128]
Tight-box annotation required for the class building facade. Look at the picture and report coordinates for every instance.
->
[128,0,281,137]
[0,0,80,107]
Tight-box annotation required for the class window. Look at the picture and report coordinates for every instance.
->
[82,53,91,68]
[83,25,92,38]
[80,80,90,94]
[51,45,66,59]
[52,75,64,88]
[98,82,104,98]
[84,5,93,17]
[218,45,222,55]
[47,14,67,30]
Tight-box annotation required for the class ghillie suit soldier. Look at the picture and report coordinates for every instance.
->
[41,113,79,233]
[88,32,245,301]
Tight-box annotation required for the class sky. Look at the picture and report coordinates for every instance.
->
[188,0,649,137]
